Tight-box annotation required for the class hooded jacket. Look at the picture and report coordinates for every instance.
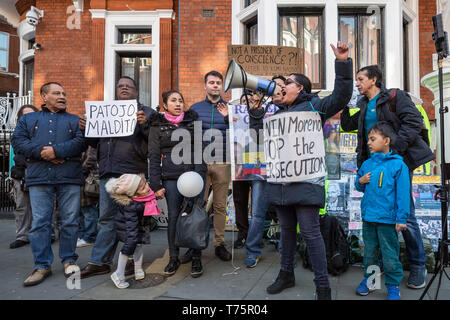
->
[355,152,410,225]
[111,194,151,256]
[340,86,435,171]
[266,58,354,207]
[148,109,207,192]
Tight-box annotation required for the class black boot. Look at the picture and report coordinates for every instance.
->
[315,287,331,300]
[266,269,295,294]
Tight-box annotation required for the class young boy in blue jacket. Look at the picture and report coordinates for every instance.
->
[354,121,410,300]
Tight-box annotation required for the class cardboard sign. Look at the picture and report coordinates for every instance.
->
[84,100,138,137]
[227,45,302,76]
[263,112,326,183]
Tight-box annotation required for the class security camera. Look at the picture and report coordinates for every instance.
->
[32,43,41,50]
[26,6,44,26]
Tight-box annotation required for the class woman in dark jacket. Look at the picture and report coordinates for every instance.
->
[148,90,207,278]
[340,65,434,289]
[9,104,38,249]
[264,42,353,300]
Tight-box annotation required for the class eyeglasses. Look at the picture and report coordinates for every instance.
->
[117,84,136,90]
[284,78,301,86]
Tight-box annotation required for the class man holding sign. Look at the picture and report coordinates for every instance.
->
[78,76,156,278]
[263,42,353,300]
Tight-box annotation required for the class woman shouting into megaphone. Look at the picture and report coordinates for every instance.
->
[260,42,353,300]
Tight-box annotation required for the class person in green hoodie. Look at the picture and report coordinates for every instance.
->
[354,121,410,300]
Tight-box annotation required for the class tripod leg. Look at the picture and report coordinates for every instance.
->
[435,267,444,300]
[420,263,441,300]
[443,268,450,281]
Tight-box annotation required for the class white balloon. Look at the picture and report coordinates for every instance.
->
[177,171,204,198]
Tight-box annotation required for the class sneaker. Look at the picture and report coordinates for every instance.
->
[191,258,203,278]
[180,248,194,264]
[9,239,29,249]
[244,256,261,268]
[215,243,232,261]
[234,237,245,249]
[110,272,129,289]
[356,278,377,296]
[76,238,93,248]
[407,268,427,289]
[164,257,181,276]
[134,269,145,281]
[386,286,401,300]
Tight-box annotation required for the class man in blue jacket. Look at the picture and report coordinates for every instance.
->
[78,76,156,278]
[11,82,86,286]
[187,71,232,262]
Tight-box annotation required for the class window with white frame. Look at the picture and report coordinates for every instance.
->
[0,32,9,72]
[279,8,324,89]
[338,8,384,77]
[103,11,165,108]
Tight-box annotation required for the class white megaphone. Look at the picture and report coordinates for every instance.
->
[224,59,280,96]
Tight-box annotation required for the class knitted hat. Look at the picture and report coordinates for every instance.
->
[105,174,142,197]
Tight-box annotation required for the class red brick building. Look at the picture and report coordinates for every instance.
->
[9,0,439,123]
[0,16,19,95]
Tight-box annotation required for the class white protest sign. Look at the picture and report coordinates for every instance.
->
[84,100,138,137]
[263,111,326,183]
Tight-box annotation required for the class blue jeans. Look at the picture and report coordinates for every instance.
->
[78,203,99,243]
[363,221,403,286]
[163,179,203,258]
[28,184,80,270]
[245,180,269,259]
[402,170,426,269]
[276,205,329,288]
[89,178,119,266]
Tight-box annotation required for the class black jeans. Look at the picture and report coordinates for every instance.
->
[275,205,329,288]
[232,180,250,240]
[163,180,201,258]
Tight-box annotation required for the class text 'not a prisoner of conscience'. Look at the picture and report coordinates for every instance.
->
[263,111,326,183]
[84,100,138,138]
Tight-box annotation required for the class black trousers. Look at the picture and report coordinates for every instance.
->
[232,180,251,240]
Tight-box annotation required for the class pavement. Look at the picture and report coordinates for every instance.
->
[1,215,449,301]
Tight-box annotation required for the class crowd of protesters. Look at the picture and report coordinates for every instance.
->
[8,40,434,300]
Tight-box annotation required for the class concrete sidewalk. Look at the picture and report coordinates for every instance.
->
[0,217,448,300]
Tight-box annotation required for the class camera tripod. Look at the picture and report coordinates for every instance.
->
[419,14,450,300]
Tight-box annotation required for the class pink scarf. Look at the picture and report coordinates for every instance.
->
[164,111,184,126]
[133,190,161,216]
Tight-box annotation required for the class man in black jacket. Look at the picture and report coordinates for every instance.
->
[340,65,434,289]
[78,76,156,278]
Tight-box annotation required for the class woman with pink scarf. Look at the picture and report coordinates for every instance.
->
[148,90,207,278]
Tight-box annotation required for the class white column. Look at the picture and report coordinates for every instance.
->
[385,0,403,89]
[422,69,450,173]
[258,0,278,45]
[325,0,338,90]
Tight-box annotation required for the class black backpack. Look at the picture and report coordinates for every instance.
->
[297,214,350,276]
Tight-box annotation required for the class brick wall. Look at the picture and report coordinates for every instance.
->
[178,1,232,108]
[33,0,93,114]
[418,0,437,120]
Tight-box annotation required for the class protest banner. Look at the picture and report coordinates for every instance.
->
[84,99,138,137]
[263,111,326,183]
[229,104,278,181]
[227,45,301,77]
